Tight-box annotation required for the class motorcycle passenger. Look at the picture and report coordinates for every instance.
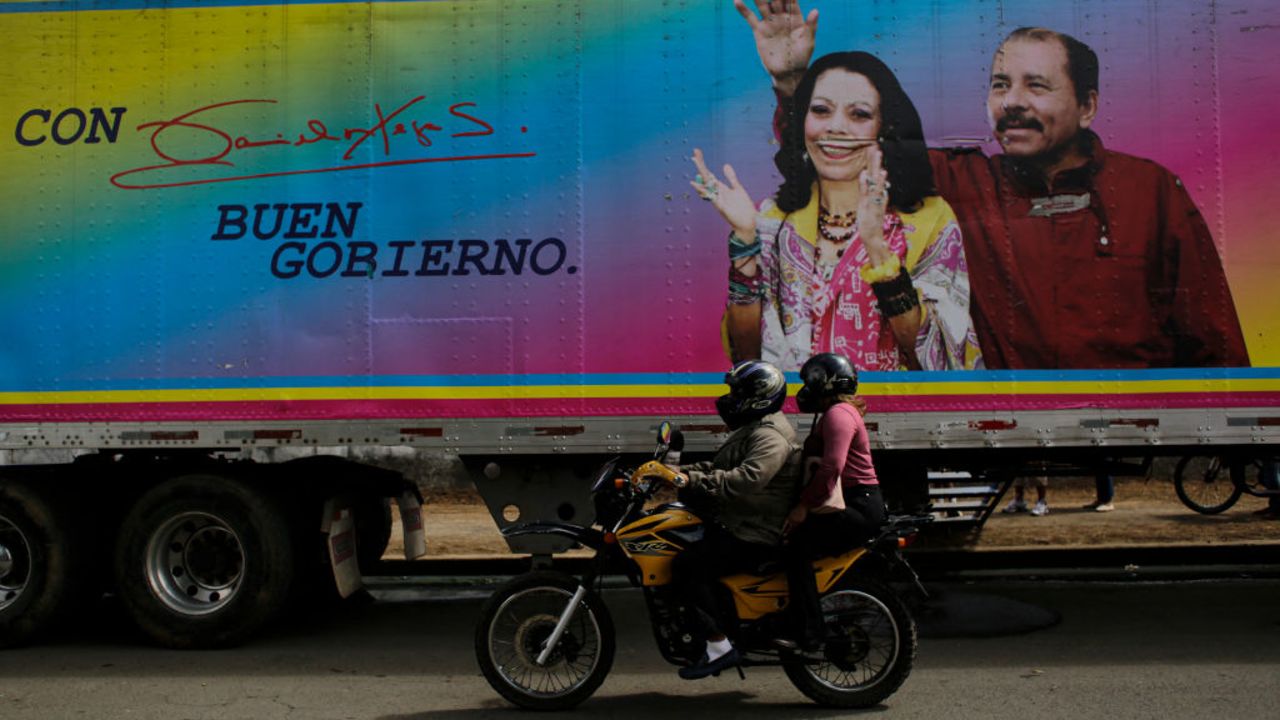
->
[781,352,887,650]
[670,359,802,680]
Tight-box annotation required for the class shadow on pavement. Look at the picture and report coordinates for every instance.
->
[915,588,1061,638]
[379,690,879,720]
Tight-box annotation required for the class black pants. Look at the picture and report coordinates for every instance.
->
[783,485,886,642]
[671,524,775,642]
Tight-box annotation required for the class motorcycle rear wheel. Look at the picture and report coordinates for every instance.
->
[475,571,615,711]
[783,577,917,708]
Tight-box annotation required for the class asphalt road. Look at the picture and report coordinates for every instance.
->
[0,577,1277,719]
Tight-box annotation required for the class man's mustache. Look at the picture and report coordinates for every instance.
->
[996,114,1044,133]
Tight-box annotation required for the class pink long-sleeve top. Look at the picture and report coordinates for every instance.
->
[799,402,879,512]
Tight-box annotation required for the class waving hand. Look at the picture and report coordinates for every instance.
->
[733,0,818,96]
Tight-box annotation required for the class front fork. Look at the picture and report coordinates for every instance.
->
[536,583,588,666]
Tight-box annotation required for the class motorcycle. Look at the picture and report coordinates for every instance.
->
[474,422,931,710]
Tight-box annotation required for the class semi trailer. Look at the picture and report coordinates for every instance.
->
[1,0,1277,648]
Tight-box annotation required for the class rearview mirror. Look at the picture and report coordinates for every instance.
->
[656,421,672,446]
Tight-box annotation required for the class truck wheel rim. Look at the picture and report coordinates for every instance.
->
[0,515,32,611]
[145,511,244,616]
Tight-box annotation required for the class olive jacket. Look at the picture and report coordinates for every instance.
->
[683,411,802,546]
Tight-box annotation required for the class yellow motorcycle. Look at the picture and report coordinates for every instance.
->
[475,423,930,710]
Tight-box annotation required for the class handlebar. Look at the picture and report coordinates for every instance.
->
[630,460,688,489]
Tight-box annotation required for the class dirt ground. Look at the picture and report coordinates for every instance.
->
[384,476,1277,559]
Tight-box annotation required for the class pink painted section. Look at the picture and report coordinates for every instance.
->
[866,392,1280,413]
[2,392,1280,423]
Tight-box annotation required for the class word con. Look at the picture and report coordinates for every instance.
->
[15,107,127,146]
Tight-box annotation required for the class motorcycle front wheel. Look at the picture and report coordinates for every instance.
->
[783,577,917,708]
[474,571,615,711]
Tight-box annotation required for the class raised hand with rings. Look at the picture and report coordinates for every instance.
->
[691,148,758,243]
[856,145,894,265]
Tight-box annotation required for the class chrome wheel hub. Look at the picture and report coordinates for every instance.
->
[145,511,244,616]
[0,515,31,611]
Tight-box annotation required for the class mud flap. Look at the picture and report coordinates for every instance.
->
[321,499,362,598]
[398,490,427,560]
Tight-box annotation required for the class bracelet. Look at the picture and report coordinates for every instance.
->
[728,231,761,261]
[870,266,914,299]
[859,254,902,285]
[871,268,920,317]
[728,265,763,304]
[876,290,920,317]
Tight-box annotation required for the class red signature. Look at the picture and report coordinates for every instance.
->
[109,97,534,190]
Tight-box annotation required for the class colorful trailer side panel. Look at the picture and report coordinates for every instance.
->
[1,0,1278,435]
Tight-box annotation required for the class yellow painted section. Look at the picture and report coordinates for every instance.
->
[616,507,701,586]
[1,377,1276,405]
[721,547,867,621]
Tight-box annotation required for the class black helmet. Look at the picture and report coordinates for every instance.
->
[796,353,858,413]
[715,360,787,430]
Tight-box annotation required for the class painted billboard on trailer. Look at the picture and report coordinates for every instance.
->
[1,0,1277,423]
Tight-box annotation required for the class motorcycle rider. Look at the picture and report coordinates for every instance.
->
[781,352,887,650]
[668,359,802,679]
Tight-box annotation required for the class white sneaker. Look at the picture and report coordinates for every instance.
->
[1002,499,1028,513]
[1030,500,1049,516]
[1094,502,1115,512]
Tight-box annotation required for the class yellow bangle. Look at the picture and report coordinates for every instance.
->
[859,255,902,284]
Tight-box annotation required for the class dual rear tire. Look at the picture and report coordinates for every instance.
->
[0,478,90,648]
[113,474,295,649]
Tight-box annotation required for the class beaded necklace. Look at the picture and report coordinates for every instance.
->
[816,206,856,270]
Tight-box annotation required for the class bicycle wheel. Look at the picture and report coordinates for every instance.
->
[1173,456,1243,515]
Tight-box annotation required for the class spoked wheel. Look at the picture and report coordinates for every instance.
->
[784,578,917,708]
[1173,456,1243,515]
[475,571,615,711]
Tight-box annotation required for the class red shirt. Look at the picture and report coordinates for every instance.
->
[800,402,878,510]
[930,138,1249,369]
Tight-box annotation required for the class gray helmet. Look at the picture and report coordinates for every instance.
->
[715,360,787,429]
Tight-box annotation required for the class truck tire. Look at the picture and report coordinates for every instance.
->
[0,478,89,648]
[113,474,294,649]
[783,577,917,708]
